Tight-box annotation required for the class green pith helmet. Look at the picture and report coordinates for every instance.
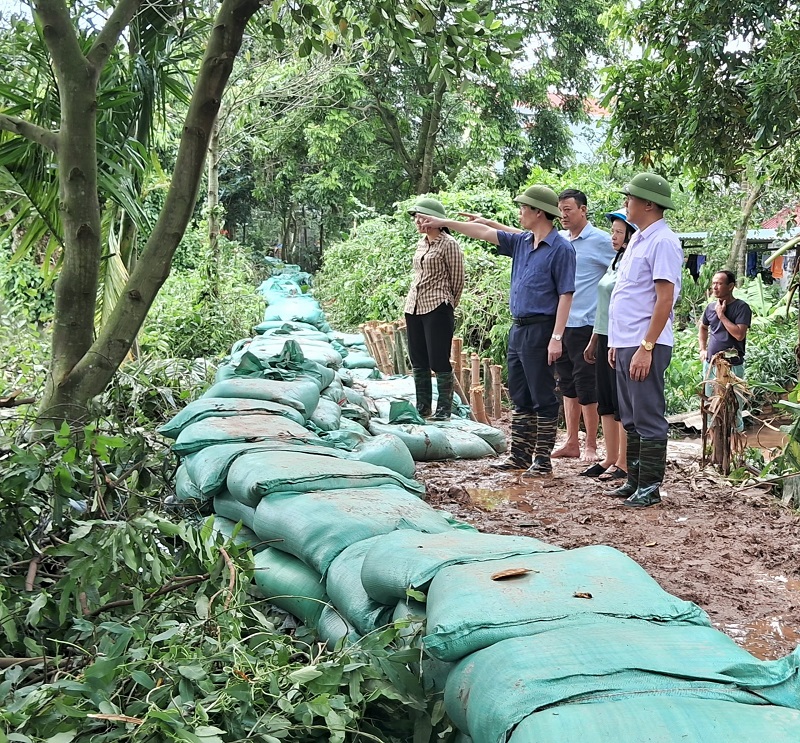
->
[408,197,446,219]
[513,185,560,217]
[621,172,675,210]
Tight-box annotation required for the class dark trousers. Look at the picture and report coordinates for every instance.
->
[595,334,619,419]
[615,344,672,439]
[405,303,454,373]
[507,319,559,418]
[554,324,598,404]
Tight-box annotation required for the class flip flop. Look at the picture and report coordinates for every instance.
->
[598,467,627,481]
[579,463,607,477]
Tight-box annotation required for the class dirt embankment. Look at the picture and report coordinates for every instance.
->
[418,424,800,660]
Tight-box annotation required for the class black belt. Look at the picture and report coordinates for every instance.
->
[512,315,555,326]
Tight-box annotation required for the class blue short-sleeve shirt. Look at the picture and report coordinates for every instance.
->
[497,229,576,317]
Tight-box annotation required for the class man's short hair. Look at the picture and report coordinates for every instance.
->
[558,189,588,208]
[715,270,736,286]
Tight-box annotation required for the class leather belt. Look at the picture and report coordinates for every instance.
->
[512,315,554,326]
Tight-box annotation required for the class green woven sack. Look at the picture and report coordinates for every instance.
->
[253,547,328,627]
[316,605,360,647]
[509,697,800,743]
[432,418,507,454]
[158,397,304,439]
[445,622,800,743]
[424,545,711,662]
[202,378,320,418]
[252,486,453,575]
[368,421,456,461]
[174,463,208,505]
[325,537,394,636]
[309,397,342,432]
[184,441,337,498]
[227,451,425,508]
[213,491,256,532]
[172,414,316,456]
[208,516,264,553]
[361,531,562,605]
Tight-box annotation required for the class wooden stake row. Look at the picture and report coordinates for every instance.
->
[360,320,409,375]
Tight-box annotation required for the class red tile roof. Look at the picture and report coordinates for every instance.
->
[761,204,800,229]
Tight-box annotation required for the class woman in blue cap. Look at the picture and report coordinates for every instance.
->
[581,209,637,481]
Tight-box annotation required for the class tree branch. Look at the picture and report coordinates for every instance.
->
[0,114,58,153]
[87,0,143,70]
[33,0,90,83]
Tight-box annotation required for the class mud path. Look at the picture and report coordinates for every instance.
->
[418,421,800,660]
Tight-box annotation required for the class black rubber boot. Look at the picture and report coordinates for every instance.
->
[609,430,641,498]
[623,438,667,508]
[413,368,433,418]
[491,411,536,470]
[522,415,557,479]
[430,371,454,421]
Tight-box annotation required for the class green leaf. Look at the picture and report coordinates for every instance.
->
[287,666,323,684]
[178,664,208,681]
[25,591,48,627]
[45,732,77,743]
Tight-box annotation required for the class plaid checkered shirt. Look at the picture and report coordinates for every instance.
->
[404,232,465,315]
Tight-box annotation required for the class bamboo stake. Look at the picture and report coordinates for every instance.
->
[396,321,409,374]
[482,357,492,417]
[460,351,469,394]
[470,385,490,424]
[470,353,480,383]
[491,365,503,419]
[452,337,463,380]
[452,374,477,421]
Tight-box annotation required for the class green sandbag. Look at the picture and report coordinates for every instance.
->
[172,414,315,456]
[319,431,415,479]
[319,377,345,403]
[340,403,370,427]
[325,537,394,636]
[432,418,507,454]
[423,545,711,662]
[342,386,369,409]
[343,352,377,369]
[442,428,496,459]
[254,320,320,334]
[316,604,360,646]
[213,491,256,532]
[261,327,331,343]
[174,462,208,505]
[509,697,800,743]
[245,337,342,369]
[362,377,416,399]
[183,440,338,498]
[445,622,800,743]
[369,420,456,461]
[253,547,328,627]
[252,486,453,575]
[158,397,305,439]
[208,515,264,553]
[262,296,325,327]
[390,602,453,692]
[309,397,342,431]
[202,378,320,418]
[339,417,372,437]
[361,531,563,605]
[227,451,425,508]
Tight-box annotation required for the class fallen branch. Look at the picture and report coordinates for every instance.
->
[86,573,209,618]
[0,390,36,408]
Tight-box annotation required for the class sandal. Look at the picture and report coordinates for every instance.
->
[579,463,608,477]
[598,467,627,482]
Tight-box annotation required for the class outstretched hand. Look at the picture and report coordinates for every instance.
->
[457,211,490,225]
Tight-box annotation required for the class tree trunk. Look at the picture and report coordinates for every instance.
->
[36,0,263,426]
[207,113,222,296]
[416,79,446,194]
[728,179,764,277]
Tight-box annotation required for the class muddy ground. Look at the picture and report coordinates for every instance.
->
[417,418,800,660]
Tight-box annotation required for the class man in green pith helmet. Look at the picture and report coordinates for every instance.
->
[607,173,683,508]
[419,185,575,478]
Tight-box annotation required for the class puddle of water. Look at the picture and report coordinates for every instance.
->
[466,486,531,511]
[724,617,800,659]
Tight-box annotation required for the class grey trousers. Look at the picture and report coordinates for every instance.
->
[615,344,672,440]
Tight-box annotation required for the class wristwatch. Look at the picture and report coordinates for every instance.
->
[551,333,563,341]
[640,339,655,351]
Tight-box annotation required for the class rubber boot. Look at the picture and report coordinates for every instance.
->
[623,438,667,508]
[491,411,536,470]
[522,415,557,479]
[412,368,433,418]
[609,430,640,498]
[430,371,454,421]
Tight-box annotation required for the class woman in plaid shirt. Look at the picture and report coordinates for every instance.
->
[405,198,465,420]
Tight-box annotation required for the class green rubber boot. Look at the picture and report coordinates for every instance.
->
[623,438,667,508]
[491,411,536,470]
[522,414,557,479]
[430,371,454,421]
[412,368,433,418]
[609,429,641,498]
